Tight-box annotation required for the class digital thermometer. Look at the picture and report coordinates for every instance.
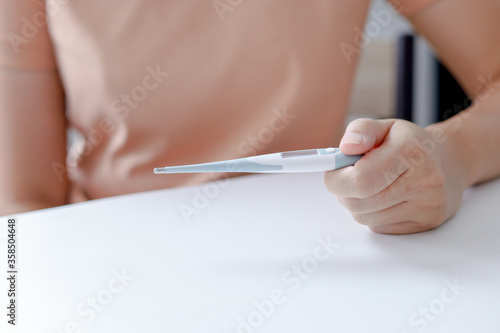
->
[153,148,362,174]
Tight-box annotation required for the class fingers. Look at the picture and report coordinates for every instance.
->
[350,201,410,226]
[326,118,410,198]
[339,118,395,155]
[325,118,428,199]
[370,221,437,235]
[336,172,410,214]
[324,142,409,198]
[350,201,441,233]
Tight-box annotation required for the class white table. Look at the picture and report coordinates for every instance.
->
[1,173,500,333]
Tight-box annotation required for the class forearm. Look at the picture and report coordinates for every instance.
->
[406,0,500,187]
[0,69,69,216]
[0,199,63,217]
[427,87,500,188]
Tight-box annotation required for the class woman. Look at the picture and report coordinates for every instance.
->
[1,0,499,234]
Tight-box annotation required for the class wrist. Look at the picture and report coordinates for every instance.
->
[424,117,476,190]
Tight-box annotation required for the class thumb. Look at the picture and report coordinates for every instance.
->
[339,118,395,155]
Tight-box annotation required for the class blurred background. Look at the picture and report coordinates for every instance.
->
[347,0,469,126]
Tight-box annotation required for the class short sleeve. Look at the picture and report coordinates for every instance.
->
[387,0,443,17]
[0,0,57,70]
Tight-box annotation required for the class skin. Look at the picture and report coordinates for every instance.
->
[0,2,68,215]
[325,0,500,234]
[0,69,68,215]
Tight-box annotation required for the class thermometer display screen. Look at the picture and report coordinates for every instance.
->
[280,149,318,158]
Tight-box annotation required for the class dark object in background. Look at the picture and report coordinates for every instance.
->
[395,34,471,124]
[395,34,414,122]
[436,61,472,121]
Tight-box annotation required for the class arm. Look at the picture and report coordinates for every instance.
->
[324,0,500,234]
[0,1,68,215]
[409,0,500,186]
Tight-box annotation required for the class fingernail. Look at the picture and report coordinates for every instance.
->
[341,132,363,145]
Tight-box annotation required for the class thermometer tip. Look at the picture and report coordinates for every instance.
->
[153,168,166,174]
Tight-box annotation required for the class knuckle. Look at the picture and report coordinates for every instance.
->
[351,213,368,225]
[399,141,430,175]
[426,198,447,223]
[346,118,375,135]
[339,197,361,212]
[351,212,376,226]
[371,221,420,234]
[323,172,338,194]
[408,147,427,167]
[351,117,376,130]
[422,215,446,231]
[427,168,446,189]
[430,191,446,209]
[352,173,375,198]
[383,156,406,185]
[418,172,447,206]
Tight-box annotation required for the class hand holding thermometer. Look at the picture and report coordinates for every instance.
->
[153,148,362,174]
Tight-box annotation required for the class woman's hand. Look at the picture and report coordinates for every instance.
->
[324,118,469,234]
